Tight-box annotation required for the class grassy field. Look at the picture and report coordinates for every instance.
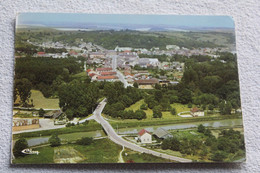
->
[74,138,122,163]
[12,146,54,164]
[71,71,88,81]
[125,99,196,120]
[122,148,172,163]
[12,138,121,164]
[13,120,102,139]
[29,90,59,109]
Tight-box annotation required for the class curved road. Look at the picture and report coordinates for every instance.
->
[92,99,192,163]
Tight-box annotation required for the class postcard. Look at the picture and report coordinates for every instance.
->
[12,13,245,164]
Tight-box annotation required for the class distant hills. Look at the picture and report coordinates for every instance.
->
[17,23,234,32]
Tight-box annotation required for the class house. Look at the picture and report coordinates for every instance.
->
[153,128,173,140]
[100,71,117,76]
[190,107,204,117]
[96,67,113,72]
[138,129,152,144]
[44,110,63,119]
[89,52,106,59]
[135,78,159,89]
[96,75,118,81]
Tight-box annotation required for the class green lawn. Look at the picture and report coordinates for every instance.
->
[59,131,106,142]
[123,148,172,163]
[13,120,102,139]
[12,138,122,164]
[71,71,88,81]
[74,138,122,163]
[12,146,54,164]
[125,99,194,120]
[29,90,59,109]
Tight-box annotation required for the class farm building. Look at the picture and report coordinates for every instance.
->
[135,78,159,89]
[44,110,63,119]
[153,128,173,140]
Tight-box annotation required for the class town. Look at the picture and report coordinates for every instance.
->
[12,14,245,164]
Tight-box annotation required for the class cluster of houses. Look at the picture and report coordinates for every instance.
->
[87,67,119,82]
[137,128,173,144]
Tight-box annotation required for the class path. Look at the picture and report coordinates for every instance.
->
[118,146,125,163]
[177,111,192,118]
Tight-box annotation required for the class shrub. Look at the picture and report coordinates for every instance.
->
[48,134,61,147]
[13,138,28,158]
[76,137,93,145]
[171,108,176,115]
[140,104,148,110]
[38,108,45,117]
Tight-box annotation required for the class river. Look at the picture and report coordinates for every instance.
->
[26,118,242,147]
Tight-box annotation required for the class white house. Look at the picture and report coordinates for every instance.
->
[138,129,152,144]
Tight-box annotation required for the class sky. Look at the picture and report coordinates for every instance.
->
[16,13,235,29]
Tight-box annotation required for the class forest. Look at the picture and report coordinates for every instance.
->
[14,57,83,105]
[15,29,223,50]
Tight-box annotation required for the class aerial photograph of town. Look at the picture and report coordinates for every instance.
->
[12,13,245,164]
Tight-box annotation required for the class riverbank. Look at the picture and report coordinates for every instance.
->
[13,114,242,140]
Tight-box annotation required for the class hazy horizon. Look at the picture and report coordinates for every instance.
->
[16,13,235,30]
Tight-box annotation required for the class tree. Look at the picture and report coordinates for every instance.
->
[14,78,32,106]
[135,109,147,120]
[171,107,176,115]
[65,109,74,120]
[204,128,213,137]
[133,82,139,88]
[161,137,181,151]
[219,101,232,115]
[211,151,228,162]
[38,108,45,117]
[178,88,192,104]
[154,83,161,90]
[188,103,192,108]
[153,106,162,118]
[76,137,93,145]
[13,138,28,158]
[200,147,208,159]
[197,124,205,133]
[49,134,61,147]
[160,98,171,111]
[140,104,148,110]
[208,104,214,111]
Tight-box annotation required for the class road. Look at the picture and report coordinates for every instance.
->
[92,99,192,163]
[116,70,131,88]
[111,55,131,88]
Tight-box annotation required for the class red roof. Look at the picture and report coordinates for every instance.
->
[89,73,96,77]
[191,107,200,113]
[69,50,78,55]
[86,69,91,73]
[135,78,159,85]
[100,71,117,76]
[97,75,117,80]
[37,52,45,55]
[138,129,150,136]
[96,67,113,71]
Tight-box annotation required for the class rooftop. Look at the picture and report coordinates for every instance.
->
[138,129,151,136]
